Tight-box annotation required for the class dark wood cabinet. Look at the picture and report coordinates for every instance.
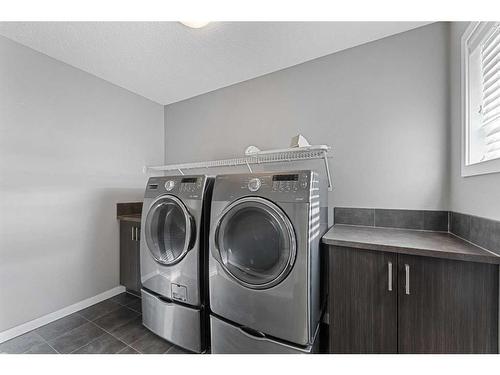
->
[397,254,498,353]
[119,220,141,295]
[330,246,397,353]
[329,246,499,354]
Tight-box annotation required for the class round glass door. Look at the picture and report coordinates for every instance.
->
[145,195,193,265]
[214,197,296,289]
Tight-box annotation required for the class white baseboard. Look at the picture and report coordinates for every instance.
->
[0,285,126,344]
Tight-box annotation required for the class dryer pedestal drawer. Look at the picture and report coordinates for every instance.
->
[210,315,314,354]
[141,289,202,353]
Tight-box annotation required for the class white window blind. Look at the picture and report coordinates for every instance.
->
[481,25,500,161]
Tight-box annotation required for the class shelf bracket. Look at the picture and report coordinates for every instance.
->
[323,152,333,191]
[245,160,253,173]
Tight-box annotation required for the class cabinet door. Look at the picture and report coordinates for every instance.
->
[398,254,499,354]
[130,224,142,294]
[329,246,398,353]
[119,221,136,291]
[119,221,132,288]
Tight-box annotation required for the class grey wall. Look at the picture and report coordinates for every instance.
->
[164,23,450,212]
[449,23,500,221]
[0,36,164,332]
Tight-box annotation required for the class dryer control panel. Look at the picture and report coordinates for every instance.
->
[212,170,316,203]
[179,177,203,193]
[271,173,309,192]
[144,175,207,200]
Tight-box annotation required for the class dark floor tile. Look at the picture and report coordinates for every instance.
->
[48,322,104,354]
[79,299,122,321]
[23,342,57,354]
[111,292,140,307]
[130,331,172,354]
[126,299,142,314]
[470,216,500,255]
[93,306,139,332]
[334,207,374,227]
[117,346,140,354]
[374,209,424,230]
[111,316,148,345]
[73,333,126,354]
[35,313,87,341]
[166,345,191,354]
[423,211,449,232]
[0,332,45,354]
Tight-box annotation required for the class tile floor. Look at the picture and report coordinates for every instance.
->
[0,292,191,354]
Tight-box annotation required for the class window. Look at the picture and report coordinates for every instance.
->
[462,22,500,176]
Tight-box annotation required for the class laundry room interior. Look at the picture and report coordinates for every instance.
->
[1,2,500,369]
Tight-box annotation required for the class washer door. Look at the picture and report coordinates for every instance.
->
[214,197,296,289]
[145,195,194,265]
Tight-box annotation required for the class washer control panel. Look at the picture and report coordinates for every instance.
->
[213,171,313,202]
[248,178,262,192]
[145,175,207,199]
[240,172,311,196]
[164,180,175,191]
[271,173,308,192]
[239,172,311,193]
[179,177,203,193]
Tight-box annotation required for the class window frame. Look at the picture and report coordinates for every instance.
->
[461,21,500,177]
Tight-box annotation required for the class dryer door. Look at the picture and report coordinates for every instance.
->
[214,197,296,289]
[145,195,194,265]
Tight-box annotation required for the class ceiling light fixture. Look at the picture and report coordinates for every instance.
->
[180,21,210,29]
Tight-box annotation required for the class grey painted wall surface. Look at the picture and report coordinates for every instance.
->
[449,23,500,221]
[164,23,449,213]
[0,36,164,331]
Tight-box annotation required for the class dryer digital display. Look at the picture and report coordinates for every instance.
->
[272,174,299,181]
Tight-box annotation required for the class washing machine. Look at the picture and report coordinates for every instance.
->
[140,174,213,353]
[208,170,328,353]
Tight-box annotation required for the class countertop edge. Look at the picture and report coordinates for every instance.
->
[323,238,500,265]
[322,226,500,265]
[117,214,142,223]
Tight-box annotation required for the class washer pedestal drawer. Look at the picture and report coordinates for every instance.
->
[141,288,202,353]
[210,315,315,354]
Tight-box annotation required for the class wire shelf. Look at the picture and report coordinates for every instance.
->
[144,145,333,190]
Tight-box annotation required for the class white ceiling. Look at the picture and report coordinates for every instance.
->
[0,22,431,105]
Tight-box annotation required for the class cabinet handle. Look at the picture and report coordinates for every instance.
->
[405,264,410,295]
[388,261,393,291]
[135,227,139,242]
[131,226,135,241]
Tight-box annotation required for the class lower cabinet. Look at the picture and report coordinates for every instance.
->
[329,246,499,354]
[397,254,498,353]
[330,247,397,353]
[119,220,142,295]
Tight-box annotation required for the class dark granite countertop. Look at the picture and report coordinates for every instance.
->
[322,224,500,264]
[116,202,142,223]
[117,214,142,223]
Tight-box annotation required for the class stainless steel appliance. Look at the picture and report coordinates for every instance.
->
[140,175,213,353]
[208,170,328,353]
